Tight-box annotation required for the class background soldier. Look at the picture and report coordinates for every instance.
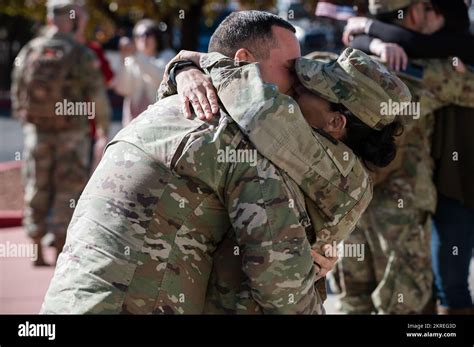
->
[335,0,474,314]
[10,0,111,265]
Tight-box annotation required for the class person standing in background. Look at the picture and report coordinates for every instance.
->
[10,0,111,265]
[335,0,471,314]
[343,0,474,315]
[113,19,175,126]
[428,0,474,315]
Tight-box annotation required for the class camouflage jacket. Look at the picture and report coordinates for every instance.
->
[157,53,372,313]
[159,52,373,252]
[370,58,474,213]
[11,29,111,134]
[42,52,372,315]
[41,94,322,314]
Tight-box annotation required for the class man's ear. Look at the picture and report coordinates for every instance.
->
[324,112,347,139]
[234,48,256,63]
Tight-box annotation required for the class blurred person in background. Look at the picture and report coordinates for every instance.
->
[338,0,474,314]
[10,0,111,265]
[345,0,474,315]
[113,19,175,126]
[73,3,114,172]
[423,0,474,316]
[343,0,474,68]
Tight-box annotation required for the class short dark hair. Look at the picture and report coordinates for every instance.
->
[330,103,403,168]
[208,10,296,59]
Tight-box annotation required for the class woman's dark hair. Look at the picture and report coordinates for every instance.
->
[330,103,403,168]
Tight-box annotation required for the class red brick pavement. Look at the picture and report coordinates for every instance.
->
[0,227,55,314]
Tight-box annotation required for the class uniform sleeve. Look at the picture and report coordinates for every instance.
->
[156,53,183,101]
[41,141,161,313]
[156,52,230,101]
[10,42,32,119]
[204,54,372,252]
[223,153,319,314]
[79,48,112,136]
[420,60,474,108]
[202,54,328,196]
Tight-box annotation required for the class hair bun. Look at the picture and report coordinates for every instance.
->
[360,122,402,168]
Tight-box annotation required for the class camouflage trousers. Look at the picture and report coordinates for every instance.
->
[22,123,90,243]
[334,200,433,314]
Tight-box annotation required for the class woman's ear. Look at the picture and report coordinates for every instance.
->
[234,48,256,63]
[324,112,347,140]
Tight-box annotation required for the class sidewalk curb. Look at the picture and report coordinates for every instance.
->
[0,161,23,228]
[0,210,22,228]
[0,160,22,171]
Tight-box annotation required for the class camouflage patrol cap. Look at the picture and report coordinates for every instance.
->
[368,0,429,15]
[295,47,412,130]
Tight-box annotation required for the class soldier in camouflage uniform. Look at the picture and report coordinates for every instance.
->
[335,0,474,314]
[40,38,410,313]
[10,0,111,265]
[168,49,410,314]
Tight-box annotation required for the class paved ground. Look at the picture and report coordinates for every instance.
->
[0,227,55,314]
